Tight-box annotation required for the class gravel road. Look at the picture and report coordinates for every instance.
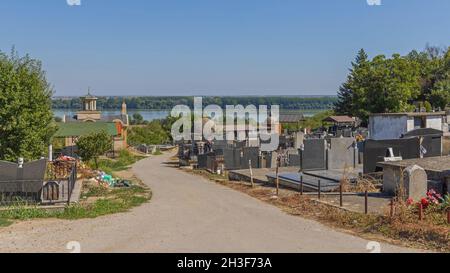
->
[0,152,421,253]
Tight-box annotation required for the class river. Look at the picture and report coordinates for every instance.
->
[53,109,319,121]
[53,109,170,121]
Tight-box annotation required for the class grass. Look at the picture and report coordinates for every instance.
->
[0,218,12,227]
[64,180,151,220]
[90,150,145,173]
[0,184,151,222]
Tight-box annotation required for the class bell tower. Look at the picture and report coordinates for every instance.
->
[82,88,98,111]
[76,88,101,121]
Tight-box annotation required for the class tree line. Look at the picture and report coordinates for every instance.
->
[335,46,450,123]
[52,96,337,111]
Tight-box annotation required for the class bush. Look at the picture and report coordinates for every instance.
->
[92,149,144,173]
[77,131,113,168]
[128,120,170,146]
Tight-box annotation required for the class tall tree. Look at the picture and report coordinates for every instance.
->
[0,50,56,161]
[335,49,369,116]
[335,49,423,122]
[365,54,420,115]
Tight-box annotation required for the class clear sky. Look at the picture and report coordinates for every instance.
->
[0,0,449,96]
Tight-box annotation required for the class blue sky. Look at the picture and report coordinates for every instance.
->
[0,0,449,96]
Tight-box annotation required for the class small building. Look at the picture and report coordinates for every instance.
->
[322,115,356,127]
[55,122,120,150]
[56,90,129,152]
[322,115,357,136]
[368,112,446,140]
[279,112,305,132]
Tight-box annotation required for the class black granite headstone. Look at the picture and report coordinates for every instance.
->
[363,138,421,174]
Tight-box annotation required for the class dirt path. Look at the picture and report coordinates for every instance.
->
[0,152,422,253]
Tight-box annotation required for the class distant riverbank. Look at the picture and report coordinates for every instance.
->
[53,109,323,121]
[53,109,170,121]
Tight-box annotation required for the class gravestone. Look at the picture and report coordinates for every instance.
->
[212,140,228,151]
[288,154,300,167]
[403,165,428,200]
[198,154,208,169]
[363,138,420,174]
[327,138,356,170]
[223,147,242,170]
[0,159,47,200]
[294,132,305,149]
[383,164,427,200]
[300,139,326,171]
[419,136,442,158]
[206,153,217,172]
[0,159,46,182]
[241,147,260,169]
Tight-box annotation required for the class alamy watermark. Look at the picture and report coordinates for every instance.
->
[66,241,81,253]
[67,0,81,6]
[367,0,382,6]
[170,97,280,152]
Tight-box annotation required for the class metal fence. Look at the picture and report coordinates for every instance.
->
[0,161,77,206]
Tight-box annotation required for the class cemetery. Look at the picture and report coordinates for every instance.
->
[178,110,450,225]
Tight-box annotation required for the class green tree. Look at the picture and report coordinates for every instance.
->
[335,49,369,117]
[423,101,433,112]
[299,110,335,130]
[406,45,448,100]
[428,47,450,109]
[160,116,179,141]
[128,120,170,146]
[429,79,450,109]
[76,131,112,169]
[0,49,56,161]
[131,113,145,125]
[335,49,422,123]
[365,54,420,115]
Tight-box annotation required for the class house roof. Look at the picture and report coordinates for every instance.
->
[323,115,355,123]
[101,114,129,125]
[55,122,118,137]
[65,114,129,125]
[402,128,444,138]
[279,113,305,123]
[370,112,446,117]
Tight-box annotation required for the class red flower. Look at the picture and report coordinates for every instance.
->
[420,198,429,208]
[406,198,414,206]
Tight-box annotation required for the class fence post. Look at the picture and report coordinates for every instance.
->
[249,160,254,188]
[390,198,395,218]
[276,164,280,196]
[67,176,71,206]
[418,203,424,221]
[339,184,343,207]
[364,190,368,214]
[318,180,321,200]
[300,174,304,195]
